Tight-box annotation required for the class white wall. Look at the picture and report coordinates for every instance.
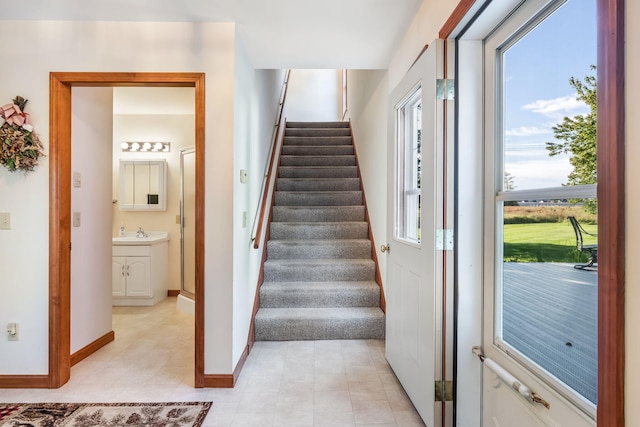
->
[112,113,196,292]
[70,88,114,353]
[345,70,389,282]
[232,33,288,366]
[626,0,639,424]
[0,21,237,375]
[286,69,341,121]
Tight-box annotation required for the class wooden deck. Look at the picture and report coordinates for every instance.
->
[502,262,597,404]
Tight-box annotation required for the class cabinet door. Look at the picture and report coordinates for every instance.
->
[112,256,127,297]
[126,257,152,297]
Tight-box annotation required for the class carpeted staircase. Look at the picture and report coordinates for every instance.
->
[254,121,385,341]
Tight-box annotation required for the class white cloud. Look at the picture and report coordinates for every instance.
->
[506,158,572,189]
[523,95,587,118]
[504,126,551,137]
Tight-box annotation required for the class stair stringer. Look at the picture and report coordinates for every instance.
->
[349,120,386,312]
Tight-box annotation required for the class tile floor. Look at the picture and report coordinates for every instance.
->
[0,297,425,426]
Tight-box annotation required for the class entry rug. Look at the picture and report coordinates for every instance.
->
[0,401,212,427]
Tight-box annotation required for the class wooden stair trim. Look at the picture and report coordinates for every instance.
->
[350,121,386,312]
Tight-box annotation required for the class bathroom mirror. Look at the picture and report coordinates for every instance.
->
[119,159,167,211]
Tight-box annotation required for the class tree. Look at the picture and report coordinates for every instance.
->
[504,171,517,191]
[546,66,597,187]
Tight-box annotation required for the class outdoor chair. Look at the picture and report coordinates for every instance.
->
[568,216,598,269]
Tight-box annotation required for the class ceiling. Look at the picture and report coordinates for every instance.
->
[2,0,422,69]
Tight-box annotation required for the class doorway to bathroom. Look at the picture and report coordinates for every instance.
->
[48,72,206,388]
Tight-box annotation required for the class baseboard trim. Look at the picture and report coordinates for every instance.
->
[167,289,180,297]
[70,330,115,366]
[202,344,250,388]
[0,375,49,388]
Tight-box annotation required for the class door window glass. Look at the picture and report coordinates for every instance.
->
[493,0,597,406]
[396,87,422,243]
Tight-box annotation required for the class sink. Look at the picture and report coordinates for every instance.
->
[112,231,169,246]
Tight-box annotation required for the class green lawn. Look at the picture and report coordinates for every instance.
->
[503,222,598,263]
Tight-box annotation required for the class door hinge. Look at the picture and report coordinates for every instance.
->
[436,79,455,100]
[435,379,453,402]
[435,229,454,250]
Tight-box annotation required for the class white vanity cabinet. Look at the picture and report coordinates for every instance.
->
[112,233,169,306]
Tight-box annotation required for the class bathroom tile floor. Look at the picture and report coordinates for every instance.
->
[0,297,425,426]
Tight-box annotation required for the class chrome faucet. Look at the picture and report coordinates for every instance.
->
[136,227,148,238]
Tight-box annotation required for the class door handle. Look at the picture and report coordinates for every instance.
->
[381,244,390,253]
[121,265,125,277]
[126,265,130,276]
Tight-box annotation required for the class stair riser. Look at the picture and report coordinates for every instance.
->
[267,241,371,260]
[277,178,360,192]
[261,289,379,308]
[287,122,350,128]
[286,128,351,137]
[275,192,362,206]
[283,137,352,146]
[255,317,385,341]
[272,206,365,222]
[282,146,354,156]
[270,223,368,240]
[264,262,375,282]
[279,156,356,167]
[278,166,358,178]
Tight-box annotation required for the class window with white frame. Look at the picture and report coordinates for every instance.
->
[396,87,422,244]
[486,0,598,410]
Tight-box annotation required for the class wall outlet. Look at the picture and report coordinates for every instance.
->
[73,211,81,227]
[242,211,247,228]
[7,322,18,341]
[0,212,9,230]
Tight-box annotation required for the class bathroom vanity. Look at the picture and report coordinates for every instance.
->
[112,231,169,306]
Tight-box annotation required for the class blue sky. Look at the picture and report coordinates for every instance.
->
[503,0,597,190]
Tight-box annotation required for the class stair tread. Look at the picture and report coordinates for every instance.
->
[265,258,374,265]
[261,281,379,290]
[256,306,384,319]
[268,238,371,244]
[286,121,349,127]
[275,190,362,194]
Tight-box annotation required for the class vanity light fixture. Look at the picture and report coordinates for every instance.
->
[121,141,171,152]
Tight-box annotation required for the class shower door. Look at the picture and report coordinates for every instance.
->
[180,147,196,299]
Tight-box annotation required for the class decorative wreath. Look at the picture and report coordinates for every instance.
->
[0,96,45,173]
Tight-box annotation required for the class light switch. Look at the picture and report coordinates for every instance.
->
[7,322,18,341]
[73,172,81,188]
[240,169,248,184]
[0,212,9,230]
[73,211,81,227]
[242,211,247,228]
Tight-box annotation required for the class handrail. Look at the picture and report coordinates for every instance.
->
[251,69,291,249]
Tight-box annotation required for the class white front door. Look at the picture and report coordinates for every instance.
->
[456,0,598,426]
[385,40,444,426]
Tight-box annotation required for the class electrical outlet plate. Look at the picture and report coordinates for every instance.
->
[73,211,81,227]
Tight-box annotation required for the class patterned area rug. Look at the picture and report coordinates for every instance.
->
[0,402,211,427]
